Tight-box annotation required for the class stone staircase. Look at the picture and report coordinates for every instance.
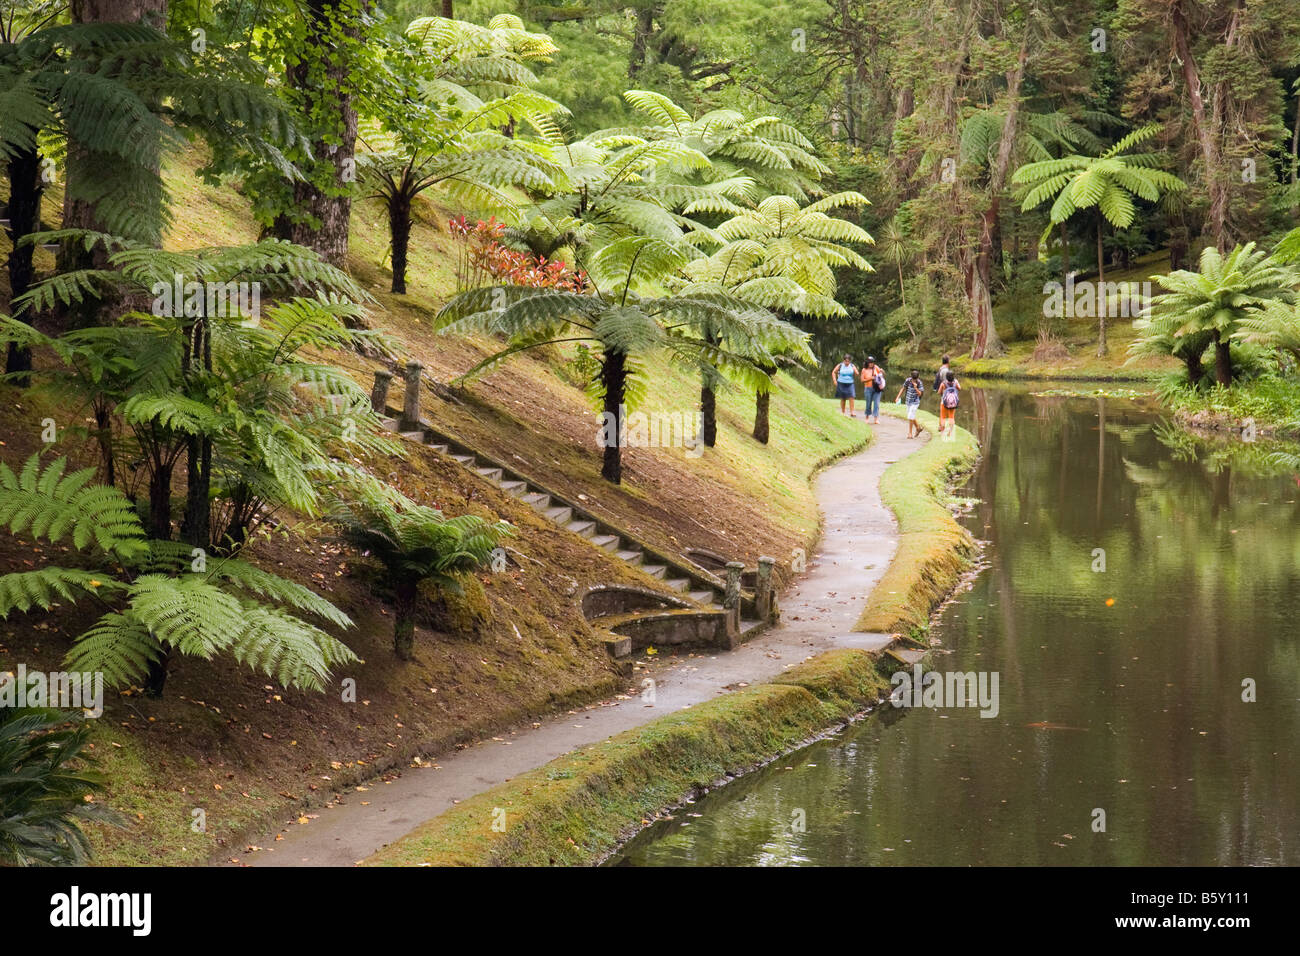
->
[378,415,733,610]
[321,367,777,657]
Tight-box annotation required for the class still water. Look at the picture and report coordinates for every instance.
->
[615,387,1300,866]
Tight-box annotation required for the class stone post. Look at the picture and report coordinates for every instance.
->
[756,555,776,623]
[400,361,424,431]
[370,369,394,414]
[723,560,744,645]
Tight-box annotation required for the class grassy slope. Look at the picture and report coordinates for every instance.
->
[892,252,1179,381]
[0,147,867,863]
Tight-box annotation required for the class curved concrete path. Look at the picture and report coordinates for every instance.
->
[244,413,924,866]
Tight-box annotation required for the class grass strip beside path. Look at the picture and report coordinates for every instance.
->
[855,406,979,636]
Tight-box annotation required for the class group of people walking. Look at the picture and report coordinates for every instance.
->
[832,353,962,438]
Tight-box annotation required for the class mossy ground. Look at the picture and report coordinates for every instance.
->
[363,649,888,867]
[855,406,979,635]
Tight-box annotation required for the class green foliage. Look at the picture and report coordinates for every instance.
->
[0,455,359,691]
[330,485,513,594]
[0,706,119,866]
[328,478,512,654]
[1013,124,1187,244]
[1131,242,1295,384]
[0,21,305,244]
[0,455,146,560]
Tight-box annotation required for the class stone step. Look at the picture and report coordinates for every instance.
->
[591,534,620,550]
[521,492,550,510]
[566,519,597,538]
[475,466,503,483]
[599,633,632,659]
[399,430,424,442]
[499,480,528,496]
[544,505,573,524]
[429,444,449,454]
[665,577,691,592]
[615,549,643,566]
[380,417,399,430]
[451,454,475,466]
[688,589,715,604]
[886,646,927,667]
[640,564,667,579]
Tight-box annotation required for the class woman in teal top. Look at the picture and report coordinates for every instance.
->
[832,354,858,417]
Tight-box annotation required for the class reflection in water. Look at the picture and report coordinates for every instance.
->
[615,388,1300,866]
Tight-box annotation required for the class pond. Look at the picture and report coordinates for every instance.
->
[613,386,1300,866]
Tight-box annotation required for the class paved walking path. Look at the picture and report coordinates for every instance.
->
[245,414,924,866]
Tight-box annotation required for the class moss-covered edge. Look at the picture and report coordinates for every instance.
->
[855,405,979,635]
[362,649,887,867]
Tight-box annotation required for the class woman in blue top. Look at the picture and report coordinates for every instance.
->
[832,354,858,417]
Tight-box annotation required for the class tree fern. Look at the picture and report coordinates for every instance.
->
[0,455,146,560]
[0,705,120,866]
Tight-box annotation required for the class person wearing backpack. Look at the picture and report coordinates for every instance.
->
[832,354,859,417]
[862,357,886,424]
[933,355,950,395]
[938,370,961,436]
[895,369,926,438]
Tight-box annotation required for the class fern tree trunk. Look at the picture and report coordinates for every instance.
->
[281,0,362,270]
[144,448,175,698]
[1214,333,1233,386]
[389,191,412,294]
[601,350,627,484]
[700,326,720,447]
[180,311,212,552]
[393,576,419,660]
[753,362,775,445]
[4,148,42,385]
[700,372,718,447]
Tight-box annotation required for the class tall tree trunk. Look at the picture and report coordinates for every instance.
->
[389,192,411,294]
[284,0,361,270]
[1096,212,1107,356]
[629,3,654,77]
[441,0,453,17]
[969,41,1025,359]
[1171,0,1230,252]
[4,149,43,384]
[601,351,627,483]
